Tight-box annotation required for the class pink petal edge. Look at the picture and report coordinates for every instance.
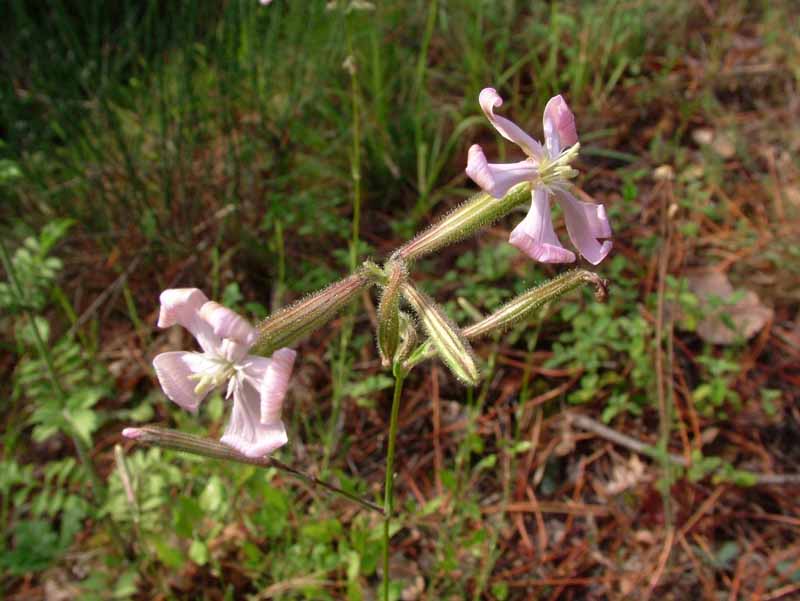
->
[543,95,578,156]
[508,190,576,263]
[152,351,205,413]
[200,301,257,347]
[557,191,613,265]
[260,348,297,425]
[157,288,208,329]
[222,380,289,458]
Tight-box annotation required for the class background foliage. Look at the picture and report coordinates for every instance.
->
[1,1,799,599]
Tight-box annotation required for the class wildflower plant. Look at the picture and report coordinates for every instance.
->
[123,88,612,599]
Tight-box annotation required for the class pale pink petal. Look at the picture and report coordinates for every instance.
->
[509,189,576,263]
[152,351,209,413]
[240,356,272,380]
[157,289,208,328]
[479,88,545,159]
[221,380,288,457]
[465,145,539,198]
[543,95,578,157]
[157,288,219,354]
[557,189,613,265]
[260,348,296,425]
[555,189,612,239]
[199,301,257,347]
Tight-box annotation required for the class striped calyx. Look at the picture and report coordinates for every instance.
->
[394,311,418,366]
[377,260,406,367]
[404,269,607,371]
[393,182,531,262]
[400,281,479,386]
[463,269,607,339]
[254,269,372,356]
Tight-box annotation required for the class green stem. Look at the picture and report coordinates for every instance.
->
[322,22,364,474]
[382,368,405,601]
[347,25,362,272]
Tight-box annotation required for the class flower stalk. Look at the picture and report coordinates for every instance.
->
[123,426,384,515]
[381,366,406,601]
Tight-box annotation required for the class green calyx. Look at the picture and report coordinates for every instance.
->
[404,269,607,371]
[393,182,531,262]
[254,269,372,356]
[400,281,479,386]
[377,260,407,367]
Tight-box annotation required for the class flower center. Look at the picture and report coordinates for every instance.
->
[187,356,236,397]
[538,142,580,188]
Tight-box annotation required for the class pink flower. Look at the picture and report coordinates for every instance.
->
[466,88,612,265]
[152,288,296,458]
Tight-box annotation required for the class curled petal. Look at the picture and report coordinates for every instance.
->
[152,351,210,413]
[260,348,297,425]
[157,288,219,354]
[221,380,288,458]
[158,289,209,328]
[556,189,612,239]
[200,301,257,347]
[557,189,613,265]
[543,95,578,156]
[466,145,539,198]
[479,88,544,159]
[509,189,576,263]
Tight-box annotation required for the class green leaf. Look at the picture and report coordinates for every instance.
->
[199,476,225,514]
[66,408,99,446]
[189,539,209,566]
[173,496,204,538]
[0,520,63,574]
[151,538,183,569]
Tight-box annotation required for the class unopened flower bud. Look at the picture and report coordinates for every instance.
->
[123,426,270,466]
[401,282,479,386]
[254,269,372,355]
[463,269,607,339]
[394,311,418,366]
[377,260,406,367]
[405,269,607,371]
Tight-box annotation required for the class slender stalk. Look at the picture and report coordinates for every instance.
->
[655,181,675,526]
[323,22,364,473]
[347,24,362,272]
[0,238,103,499]
[382,368,406,601]
[123,427,384,514]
